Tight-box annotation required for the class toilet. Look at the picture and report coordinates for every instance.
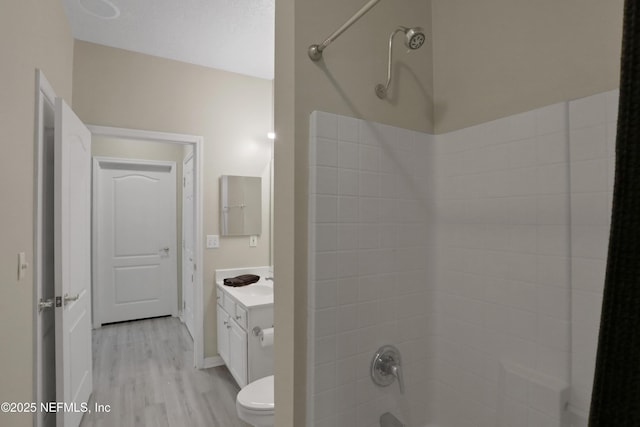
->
[236,375,274,427]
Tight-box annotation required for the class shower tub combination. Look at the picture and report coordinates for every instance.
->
[307,89,617,427]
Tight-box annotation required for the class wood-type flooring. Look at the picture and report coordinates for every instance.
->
[79,316,250,427]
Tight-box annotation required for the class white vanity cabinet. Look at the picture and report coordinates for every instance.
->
[216,284,273,388]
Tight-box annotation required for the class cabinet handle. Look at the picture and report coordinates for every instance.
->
[235,315,242,320]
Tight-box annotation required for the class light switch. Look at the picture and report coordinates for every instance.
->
[249,235,258,247]
[206,235,220,249]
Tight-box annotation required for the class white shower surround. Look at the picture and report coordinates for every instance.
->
[435,101,575,427]
[307,111,437,427]
[567,91,617,426]
[307,89,617,427]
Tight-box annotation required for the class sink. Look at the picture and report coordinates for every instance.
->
[235,284,273,297]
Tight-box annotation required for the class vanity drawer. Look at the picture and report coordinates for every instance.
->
[234,305,248,329]
[223,294,236,316]
[216,287,224,307]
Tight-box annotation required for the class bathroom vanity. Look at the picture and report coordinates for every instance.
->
[216,267,274,388]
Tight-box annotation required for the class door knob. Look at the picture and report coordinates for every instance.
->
[38,298,54,312]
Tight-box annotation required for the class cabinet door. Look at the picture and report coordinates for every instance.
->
[228,320,248,387]
[217,308,230,364]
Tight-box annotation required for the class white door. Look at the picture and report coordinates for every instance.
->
[94,158,177,325]
[54,98,93,427]
[182,153,195,338]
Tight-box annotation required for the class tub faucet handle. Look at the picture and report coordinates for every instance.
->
[371,345,405,395]
[389,362,405,394]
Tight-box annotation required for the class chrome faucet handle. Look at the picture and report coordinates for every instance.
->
[389,363,405,394]
[371,345,405,394]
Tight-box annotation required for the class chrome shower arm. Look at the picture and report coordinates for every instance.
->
[375,26,425,99]
[308,0,383,61]
[376,27,406,98]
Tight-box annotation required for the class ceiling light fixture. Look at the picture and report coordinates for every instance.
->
[78,0,120,19]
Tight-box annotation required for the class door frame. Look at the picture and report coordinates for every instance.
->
[181,151,195,338]
[34,69,57,427]
[93,156,179,327]
[88,125,205,369]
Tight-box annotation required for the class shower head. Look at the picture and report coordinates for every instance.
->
[375,25,427,99]
[403,27,426,50]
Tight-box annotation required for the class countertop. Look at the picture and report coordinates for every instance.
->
[216,280,274,308]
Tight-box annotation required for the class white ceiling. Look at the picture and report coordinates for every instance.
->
[63,0,275,80]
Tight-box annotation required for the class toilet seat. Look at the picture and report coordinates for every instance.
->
[236,375,274,426]
[237,375,274,412]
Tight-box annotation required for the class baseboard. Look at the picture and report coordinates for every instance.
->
[203,356,224,369]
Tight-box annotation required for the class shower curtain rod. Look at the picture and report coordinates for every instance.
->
[308,0,383,61]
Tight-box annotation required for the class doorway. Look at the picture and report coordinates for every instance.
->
[88,126,205,368]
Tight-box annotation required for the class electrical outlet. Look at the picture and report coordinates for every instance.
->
[249,235,258,247]
[206,235,219,248]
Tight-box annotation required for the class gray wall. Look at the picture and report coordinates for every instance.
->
[432,0,624,133]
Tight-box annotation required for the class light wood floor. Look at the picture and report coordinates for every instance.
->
[80,316,250,427]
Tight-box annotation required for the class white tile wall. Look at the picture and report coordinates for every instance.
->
[498,362,570,427]
[307,90,617,427]
[432,91,617,427]
[568,90,617,425]
[434,102,573,427]
[308,112,437,427]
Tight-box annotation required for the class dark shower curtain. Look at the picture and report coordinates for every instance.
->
[589,0,640,425]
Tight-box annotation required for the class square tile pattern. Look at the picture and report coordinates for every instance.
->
[307,89,617,427]
[309,112,437,427]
